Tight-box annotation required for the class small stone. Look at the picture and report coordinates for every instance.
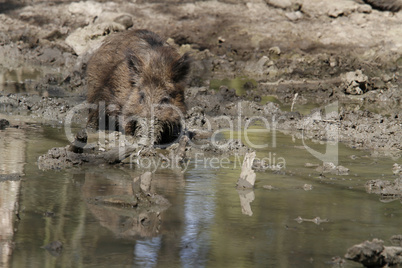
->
[265,0,292,9]
[328,8,344,18]
[305,163,319,168]
[269,46,281,56]
[303,184,313,191]
[392,163,401,175]
[114,14,133,29]
[342,70,369,95]
[357,4,372,13]
[263,185,275,190]
[285,11,303,21]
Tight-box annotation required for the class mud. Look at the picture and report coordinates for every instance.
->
[365,177,402,203]
[1,0,401,158]
[345,238,402,267]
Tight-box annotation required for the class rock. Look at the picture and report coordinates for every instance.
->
[316,162,349,175]
[95,12,134,29]
[326,2,356,18]
[345,239,402,267]
[303,184,313,191]
[38,47,62,63]
[285,11,303,21]
[65,22,125,56]
[245,56,269,77]
[265,0,293,9]
[68,128,87,154]
[341,70,370,95]
[113,14,133,29]
[327,256,346,266]
[393,163,401,175]
[68,1,103,18]
[328,8,345,18]
[269,46,281,56]
[365,178,402,202]
[357,4,373,13]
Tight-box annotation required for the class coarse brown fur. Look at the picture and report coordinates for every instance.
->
[87,29,190,145]
[363,0,402,11]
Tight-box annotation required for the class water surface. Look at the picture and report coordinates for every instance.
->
[0,123,400,268]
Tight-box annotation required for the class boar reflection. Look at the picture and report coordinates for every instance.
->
[80,169,184,239]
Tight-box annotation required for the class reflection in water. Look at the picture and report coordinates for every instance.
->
[4,124,402,267]
[237,189,255,216]
[180,165,216,267]
[0,67,43,93]
[0,181,19,268]
[82,170,169,239]
[0,67,42,94]
[0,127,26,268]
[133,237,161,267]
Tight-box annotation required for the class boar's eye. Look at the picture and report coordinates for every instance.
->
[138,91,145,103]
[160,96,170,104]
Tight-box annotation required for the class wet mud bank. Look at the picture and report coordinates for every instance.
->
[1,0,401,158]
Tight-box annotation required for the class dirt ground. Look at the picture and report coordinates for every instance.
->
[0,0,401,157]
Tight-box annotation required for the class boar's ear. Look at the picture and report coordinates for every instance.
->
[172,53,191,83]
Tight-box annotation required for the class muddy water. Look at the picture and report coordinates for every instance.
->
[0,67,43,94]
[0,124,401,267]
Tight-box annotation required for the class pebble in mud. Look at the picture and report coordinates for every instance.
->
[303,184,313,191]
